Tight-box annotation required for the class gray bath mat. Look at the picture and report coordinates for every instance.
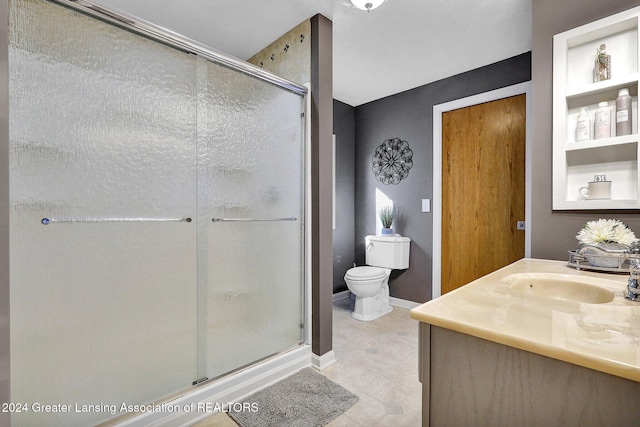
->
[228,367,359,427]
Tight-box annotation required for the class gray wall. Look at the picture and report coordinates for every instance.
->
[531,0,640,260]
[334,0,640,304]
[351,53,531,303]
[333,100,356,292]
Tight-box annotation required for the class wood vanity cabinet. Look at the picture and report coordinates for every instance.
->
[553,6,640,210]
[418,324,640,427]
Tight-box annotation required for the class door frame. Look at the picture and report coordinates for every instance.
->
[432,82,532,299]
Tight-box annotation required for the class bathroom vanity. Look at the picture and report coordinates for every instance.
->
[410,259,640,427]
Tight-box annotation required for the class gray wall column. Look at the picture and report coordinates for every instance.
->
[311,14,333,356]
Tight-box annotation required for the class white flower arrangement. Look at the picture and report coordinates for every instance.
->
[576,218,637,246]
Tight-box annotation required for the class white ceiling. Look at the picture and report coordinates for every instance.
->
[89,0,532,106]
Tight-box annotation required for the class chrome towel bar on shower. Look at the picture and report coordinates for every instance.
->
[211,217,297,222]
[40,217,297,225]
[41,217,192,225]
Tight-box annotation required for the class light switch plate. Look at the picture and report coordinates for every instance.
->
[421,199,431,213]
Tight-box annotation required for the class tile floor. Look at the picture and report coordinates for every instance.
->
[195,296,422,426]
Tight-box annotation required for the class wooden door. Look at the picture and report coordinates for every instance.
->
[441,94,526,294]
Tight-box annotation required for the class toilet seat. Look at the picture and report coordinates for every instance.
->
[345,266,387,282]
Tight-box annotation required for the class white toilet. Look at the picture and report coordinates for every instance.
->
[344,235,410,321]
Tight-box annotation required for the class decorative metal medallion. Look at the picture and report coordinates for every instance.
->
[372,138,413,185]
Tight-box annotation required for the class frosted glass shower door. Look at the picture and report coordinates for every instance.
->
[9,1,198,426]
[9,1,307,426]
[197,57,305,379]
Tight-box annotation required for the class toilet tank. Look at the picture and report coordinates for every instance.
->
[365,235,410,269]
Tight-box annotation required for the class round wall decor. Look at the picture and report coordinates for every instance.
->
[372,137,413,185]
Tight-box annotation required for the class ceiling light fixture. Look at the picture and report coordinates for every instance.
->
[350,0,386,12]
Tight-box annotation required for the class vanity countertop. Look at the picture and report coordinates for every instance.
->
[410,258,640,382]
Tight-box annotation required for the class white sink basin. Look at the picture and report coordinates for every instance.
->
[502,273,615,304]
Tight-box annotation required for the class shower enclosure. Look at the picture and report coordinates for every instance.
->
[8,0,307,425]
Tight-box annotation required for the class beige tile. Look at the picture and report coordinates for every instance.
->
[192,412,238,427]
[396,382,423,422]
[322,360,379,392]
[363,376,414,403]
[355,349,407,375]
[339,391,388,426]
[377,412,423,427]
[382,355,420,389]
[325,303,422,426]
[326,414,365,427]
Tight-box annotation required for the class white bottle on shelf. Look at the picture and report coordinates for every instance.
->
[575,108,590,141]
[616,88,632,136]
[594,101,611,139]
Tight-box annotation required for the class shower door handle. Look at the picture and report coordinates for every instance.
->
[41,217,193,225]
[211,217,297,222]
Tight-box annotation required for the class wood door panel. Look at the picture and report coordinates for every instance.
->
[442,95,526,294]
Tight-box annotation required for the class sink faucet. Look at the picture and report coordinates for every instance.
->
[625,241,640,302]
[574,241,640,301]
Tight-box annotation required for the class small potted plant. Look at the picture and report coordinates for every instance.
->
[378,205,397,235]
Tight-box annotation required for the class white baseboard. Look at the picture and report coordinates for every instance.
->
[114,346,311,427]
[333,291,420,310]
[332,290,351,302]
[311,350,336,371]
[389,297,421,310]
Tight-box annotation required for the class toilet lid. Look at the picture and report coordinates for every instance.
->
[345,266,387,281]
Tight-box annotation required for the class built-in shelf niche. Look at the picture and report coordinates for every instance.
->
[553,6,640,210]
[565,142,638,202]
